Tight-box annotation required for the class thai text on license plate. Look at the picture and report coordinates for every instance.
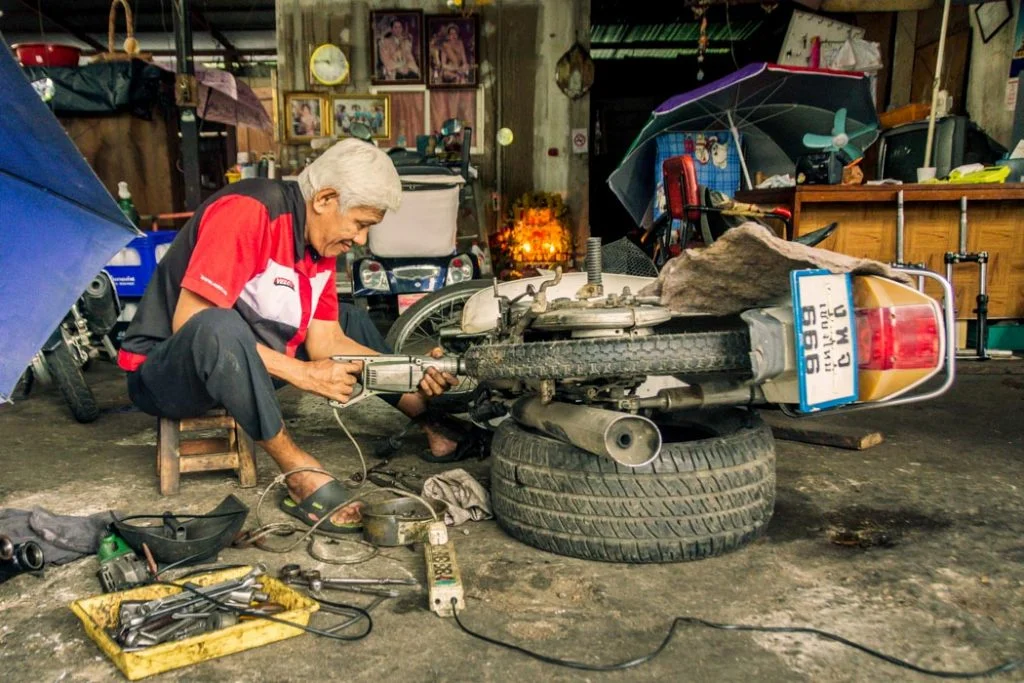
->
[790,269,858,412]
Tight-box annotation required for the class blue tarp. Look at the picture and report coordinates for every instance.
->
[0,40,140,401]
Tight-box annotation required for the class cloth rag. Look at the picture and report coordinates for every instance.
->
[0,507,115,566]
[640,223,912,316]
[422,469,492,526]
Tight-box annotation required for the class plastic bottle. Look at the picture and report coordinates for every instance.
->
[117,181,140,226]
[238,152,257,179]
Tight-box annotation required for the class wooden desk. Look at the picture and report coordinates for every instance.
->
[736,184,1024,320]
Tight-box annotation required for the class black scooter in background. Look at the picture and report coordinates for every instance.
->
[21,271,121,423]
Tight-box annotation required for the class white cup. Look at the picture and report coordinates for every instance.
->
[916,167,937,183]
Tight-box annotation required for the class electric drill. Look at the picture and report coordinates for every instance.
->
[329,354,465,408]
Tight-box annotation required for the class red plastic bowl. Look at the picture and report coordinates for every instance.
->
[12,43,82,67]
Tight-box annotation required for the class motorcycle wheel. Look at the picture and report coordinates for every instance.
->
[491,408,775,563]
[463,329,752,381]
[44,342,100,423]
[385,279,491,410]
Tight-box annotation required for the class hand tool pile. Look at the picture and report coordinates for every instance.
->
[111,564,281,651]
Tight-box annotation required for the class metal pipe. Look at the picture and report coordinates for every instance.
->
[510,397,662,467]
[895,190,905,264]
[632,382,759,411]
[959,196,968,253]
[977,253,989,359]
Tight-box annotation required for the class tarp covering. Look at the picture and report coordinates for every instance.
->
[0,41,139,401]
[640,223,911,316]
[22,60,170,118]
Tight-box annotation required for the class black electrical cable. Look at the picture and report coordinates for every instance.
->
[148,579,373,642]
[114,510,248,524]
[450,599,1023,678]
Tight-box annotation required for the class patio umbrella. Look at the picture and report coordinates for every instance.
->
[155,63,273,132]
[196,68,273,132]
[608,62,879,226]
[0,41,140,402]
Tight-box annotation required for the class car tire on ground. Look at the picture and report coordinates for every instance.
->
[491,408,775,563]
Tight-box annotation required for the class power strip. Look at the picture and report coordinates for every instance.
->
[423,522,464,617]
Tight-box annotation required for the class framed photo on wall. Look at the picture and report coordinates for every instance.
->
[426,14,479,88]
[284,92,328,142]
[372,86,426,149]
[370,10,424,85]
[331,94,391,139]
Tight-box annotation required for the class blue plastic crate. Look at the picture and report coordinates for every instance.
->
[106,230,177,297]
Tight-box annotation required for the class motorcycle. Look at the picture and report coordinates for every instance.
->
[352,120,484,322]
[22,271,121,423]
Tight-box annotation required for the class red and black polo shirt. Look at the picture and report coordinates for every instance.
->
[118,179,338,371]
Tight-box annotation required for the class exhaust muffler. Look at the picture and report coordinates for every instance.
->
[510,397,662,467]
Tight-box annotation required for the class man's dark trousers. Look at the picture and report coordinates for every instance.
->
[126,306,395,441]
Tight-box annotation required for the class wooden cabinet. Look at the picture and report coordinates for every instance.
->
[736,184,1024,320]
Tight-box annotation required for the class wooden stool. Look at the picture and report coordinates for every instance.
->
[157,409,257,495]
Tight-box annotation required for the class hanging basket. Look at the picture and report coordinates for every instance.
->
[91,0,151,63]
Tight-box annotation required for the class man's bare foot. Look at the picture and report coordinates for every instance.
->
[421,422,459,459]
[259,427,361,526]
[287,470,363,525]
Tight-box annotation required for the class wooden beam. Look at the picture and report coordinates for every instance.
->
[760,412,885,451]
[14,0,106,52]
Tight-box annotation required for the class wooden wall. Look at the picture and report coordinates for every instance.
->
[910,3,971,113]
[60,112,181,217]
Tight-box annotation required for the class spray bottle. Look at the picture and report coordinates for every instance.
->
[117,181,140,226]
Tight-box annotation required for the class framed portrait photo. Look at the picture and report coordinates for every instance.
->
[426,14,479,88]
[284,92,328,142]
[370,10,424,86]
[331,94,391,140]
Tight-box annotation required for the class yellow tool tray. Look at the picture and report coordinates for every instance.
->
[70,566,318,680]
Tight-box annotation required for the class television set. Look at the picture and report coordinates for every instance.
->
[877,116,1006,182]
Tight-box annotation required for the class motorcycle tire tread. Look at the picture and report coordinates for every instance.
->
[463,330,751,381]
[44,344,100,424]
[491,409,774,563]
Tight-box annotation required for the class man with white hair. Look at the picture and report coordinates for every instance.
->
[118,139,457,532]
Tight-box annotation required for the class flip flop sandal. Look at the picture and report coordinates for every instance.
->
[279,480,362,534]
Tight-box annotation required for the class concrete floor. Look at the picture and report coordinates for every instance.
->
[0,363,1022,682]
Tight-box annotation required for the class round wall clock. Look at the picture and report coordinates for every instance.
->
[310,43,350,86]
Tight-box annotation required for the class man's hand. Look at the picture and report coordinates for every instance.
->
[299,359,363,404]
[418,348,459,399]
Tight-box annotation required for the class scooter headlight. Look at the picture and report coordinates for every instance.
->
[445,254,474,285]
[359,260,389,292]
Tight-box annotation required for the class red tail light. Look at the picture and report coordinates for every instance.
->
[367,262,382,272]
[856,305,940,370]
[451,258,463,268]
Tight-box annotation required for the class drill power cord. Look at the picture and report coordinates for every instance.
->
[242,408,440,562]
[450,599,1022,678]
